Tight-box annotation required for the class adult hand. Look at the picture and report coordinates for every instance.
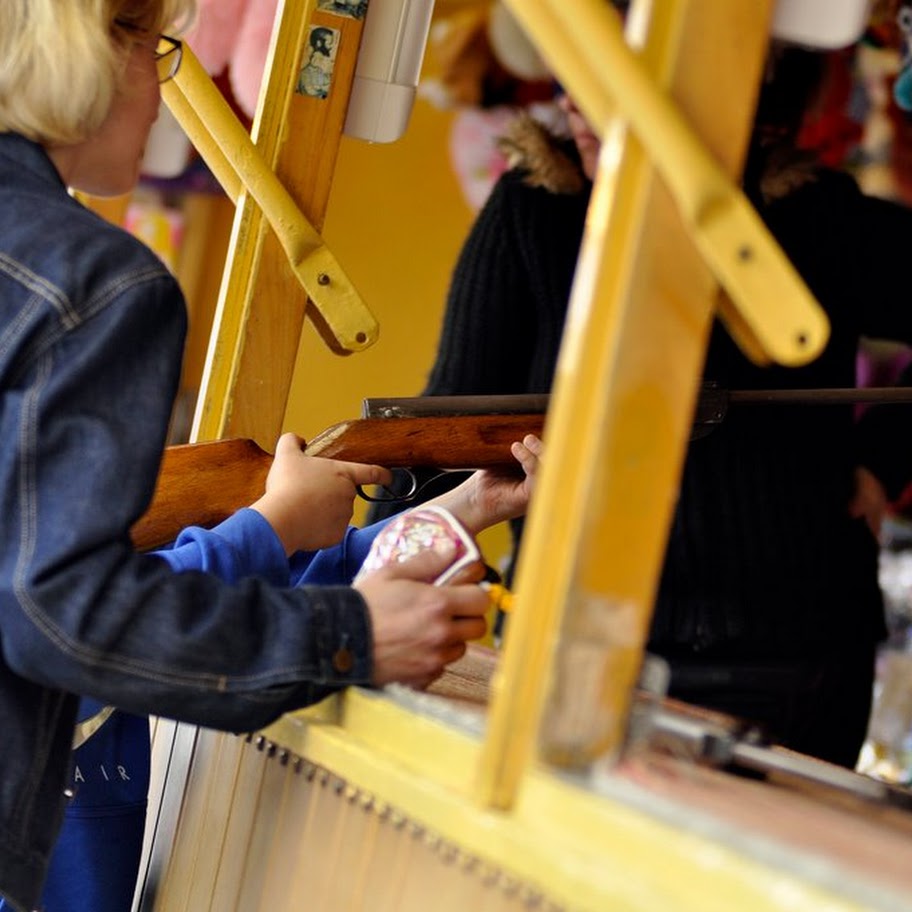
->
[253,432,393,554]
[429,433,543,535]
[355,547,489,690]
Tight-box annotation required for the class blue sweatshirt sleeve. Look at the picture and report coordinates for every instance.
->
[288,520,387,587]
[155,508,290,586]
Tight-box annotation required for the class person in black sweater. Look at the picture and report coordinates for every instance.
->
[366,97,593,582]
[373,49,912,768]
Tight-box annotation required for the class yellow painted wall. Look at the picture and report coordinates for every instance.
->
[284,96,473,440]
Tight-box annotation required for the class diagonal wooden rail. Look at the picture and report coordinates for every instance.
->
[479,0,783,810]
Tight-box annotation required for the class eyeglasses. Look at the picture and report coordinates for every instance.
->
[154,35,183,84]
[114,19,183,84]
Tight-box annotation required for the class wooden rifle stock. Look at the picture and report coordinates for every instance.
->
[130,382,912,552]
[130,413,545,552]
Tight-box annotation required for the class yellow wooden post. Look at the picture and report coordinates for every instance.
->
[478,0,782,808]
[187,0,372,446]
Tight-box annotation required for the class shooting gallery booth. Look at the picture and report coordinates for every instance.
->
[72,1,912,911]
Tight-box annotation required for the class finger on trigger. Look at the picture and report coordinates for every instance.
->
[349,461,394,487]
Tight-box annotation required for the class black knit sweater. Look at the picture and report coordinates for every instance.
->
[425,160,591,398]
[421,148,912,663]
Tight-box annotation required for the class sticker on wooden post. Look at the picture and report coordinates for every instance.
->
[317,0,368,19]
[297,25,341,99]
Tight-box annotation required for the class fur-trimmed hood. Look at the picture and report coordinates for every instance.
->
[496,112,587,195]
[495,111,821,203]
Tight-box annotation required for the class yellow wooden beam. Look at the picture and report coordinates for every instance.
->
[241,692,882,912]
[500,0,828,369]
[150,683,906,911]
[162,26,378,367]
[479,0,776,809]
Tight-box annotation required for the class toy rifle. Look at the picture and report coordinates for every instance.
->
[131,386,912,551]
[130,397,546,551]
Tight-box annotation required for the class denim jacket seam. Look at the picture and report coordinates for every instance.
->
[7,689,60,843]
[78,265,170,326]
[0,245,167,330]
[2,265,172,393]
[0,291,45,366]
[0,251,73,323]
[17,691,70,842]
[13,565,326,690]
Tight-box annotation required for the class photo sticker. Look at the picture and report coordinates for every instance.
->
[296,25,340,99]
[317,0,368,19]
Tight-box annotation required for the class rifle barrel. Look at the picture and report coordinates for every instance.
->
[728,387,912,405]
[362,394,550,419]
[364,388,912,421]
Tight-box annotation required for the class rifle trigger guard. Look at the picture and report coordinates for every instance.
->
[357,468,419,504]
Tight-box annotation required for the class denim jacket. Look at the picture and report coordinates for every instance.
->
[0,134,371,912]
